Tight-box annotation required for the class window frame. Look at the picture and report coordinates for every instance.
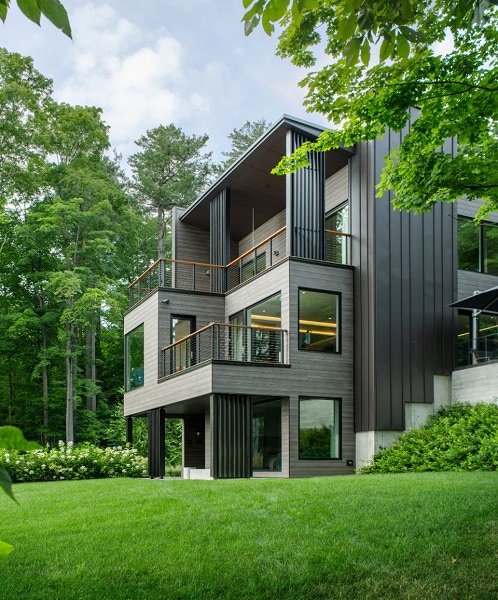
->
[298,396,342,461]
[125,323,144,392]
[298,287,342,354]
[457,215,498,275]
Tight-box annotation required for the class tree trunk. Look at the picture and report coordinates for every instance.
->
[66,320,74,443]
[85,327,96,411]
[41,330,49,445]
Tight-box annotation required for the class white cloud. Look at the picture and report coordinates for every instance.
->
[56,3,210,156]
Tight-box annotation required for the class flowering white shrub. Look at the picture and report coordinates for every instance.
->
[0,443,148,483]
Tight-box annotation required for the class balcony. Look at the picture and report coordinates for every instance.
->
[128,226,351,308]
[456,333,498,367]
[160,323,288,379]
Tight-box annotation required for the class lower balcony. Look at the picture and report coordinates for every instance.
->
[160,323,288,380]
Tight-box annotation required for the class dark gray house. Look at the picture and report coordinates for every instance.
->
[124,115,498,479]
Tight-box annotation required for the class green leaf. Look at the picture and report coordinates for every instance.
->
[244,15,260,35]
[264,0,289,22]
[360,39,371,66]
[16,0,41,25]
[0,540,13,558]
[379,37,393,61]
[399,25,424,43]
[0,426,41,451]
[397,33,410,59]
[37,0,72,38]
[343,37,361,67]
[400,0,413,20]
[262,10,275,35]
[338,12,358,41]
[0,3,6,22]
[242,0,254,8]
[0,467,15,502]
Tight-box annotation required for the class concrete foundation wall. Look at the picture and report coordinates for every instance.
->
[451,362,498,405]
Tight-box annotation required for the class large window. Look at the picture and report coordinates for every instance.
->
[125,324,144,391]
[230,293,282,363]
[456,310,498,366]
[326,203,349,264]
[299,289,340,352]
[299,397,341,459]
[458,217,498,275]
[252,399,282,471]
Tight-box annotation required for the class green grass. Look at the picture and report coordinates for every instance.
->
[0,473,496,599]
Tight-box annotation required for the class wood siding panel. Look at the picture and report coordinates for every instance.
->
[238,210,286,255]
[325,165,348,214]
[457,270,498,299]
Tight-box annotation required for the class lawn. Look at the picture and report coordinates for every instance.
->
[0,473,496,599]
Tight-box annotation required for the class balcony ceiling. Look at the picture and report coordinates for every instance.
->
[181,115,354,241]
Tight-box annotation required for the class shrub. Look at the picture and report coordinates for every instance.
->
[362,402,498,473]
[0,442,148,483]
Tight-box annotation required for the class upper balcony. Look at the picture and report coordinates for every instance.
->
[128,226,350,307]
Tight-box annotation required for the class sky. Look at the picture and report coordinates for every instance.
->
[0,0,324,165]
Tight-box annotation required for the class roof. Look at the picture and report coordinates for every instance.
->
[180,115,355,240]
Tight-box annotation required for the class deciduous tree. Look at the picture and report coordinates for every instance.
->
[243,0,498,217]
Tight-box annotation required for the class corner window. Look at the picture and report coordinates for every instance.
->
[125,324,144,391]
[299,289,340,352]
[299,397,341,459]
[458,217,498,275]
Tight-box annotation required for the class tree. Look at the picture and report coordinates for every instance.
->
[242,0,498,218]
[220,118,270,170]
[128,125,213,259]
[0,0,71,37]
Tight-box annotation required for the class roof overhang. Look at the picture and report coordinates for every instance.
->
[181,115,355,240]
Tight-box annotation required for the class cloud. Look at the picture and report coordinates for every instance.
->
[56,3,210,156]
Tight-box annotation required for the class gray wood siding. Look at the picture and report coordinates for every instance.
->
[457,270,498,299]
[172,207,210,264]
[457,198,498,222]
[352,118,457,432]
[325,165,348,214]
[238,209,286,255]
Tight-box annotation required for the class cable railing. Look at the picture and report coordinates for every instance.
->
[456,333,498,367]
[160,323,288,378]
[128,258,225,305]
[226,226,287,290]
[129,228,352,307]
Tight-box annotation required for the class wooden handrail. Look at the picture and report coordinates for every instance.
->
[325,229,351,238]
[129,257,224,288]
[226,226,287,268]
[161,322,287,353]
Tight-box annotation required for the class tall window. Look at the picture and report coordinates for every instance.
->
[326,203,349,264]
[458,217,498,275]
[252,399,282,471]
[299,289,340,352]
[299,397,341,459]
[125,324,144,391]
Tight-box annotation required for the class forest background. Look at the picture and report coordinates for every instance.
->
[0,45,266,460]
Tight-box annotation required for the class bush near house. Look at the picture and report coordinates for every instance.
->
[362,402,498,473]
[0,442,147,483]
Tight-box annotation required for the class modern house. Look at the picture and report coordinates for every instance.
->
[123,115,498,479]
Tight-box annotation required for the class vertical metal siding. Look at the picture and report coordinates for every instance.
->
[286,130,325,260]
[210,394,252,479]
[353,109,456,432]
[210,189,231,292]
[147,408,165,478]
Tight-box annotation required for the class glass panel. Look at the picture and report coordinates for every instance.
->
[252,399,282,471]
[457,218,480,271]
[299,289,339,352]
[247,293,282,362]
[326,203,349,263]
[483,223,498,275]
[477,314,498,361]
[125,324,144,391]
[456,312,471,367]
[229,313,245,361]
[171,317,195,372]
[242,252,266,282]
[299,398,340,459]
